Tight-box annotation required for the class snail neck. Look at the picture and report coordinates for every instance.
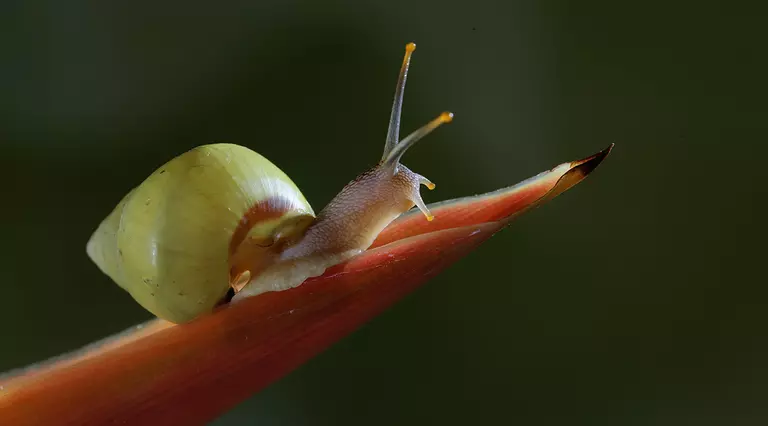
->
[284,165,418,259]
[232,163,421,302]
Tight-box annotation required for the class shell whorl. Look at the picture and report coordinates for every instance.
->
[86,143,314,323]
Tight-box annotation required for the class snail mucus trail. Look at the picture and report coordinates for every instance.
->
[86,43,453,324]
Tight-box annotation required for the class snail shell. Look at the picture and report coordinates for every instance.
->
[87,143,314,323]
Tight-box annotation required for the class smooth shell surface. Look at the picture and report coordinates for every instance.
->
[86,143,314,323]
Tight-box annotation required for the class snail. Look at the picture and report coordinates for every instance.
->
[86,42,453,324]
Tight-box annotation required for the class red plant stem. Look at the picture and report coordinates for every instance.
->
[0,145,612,426]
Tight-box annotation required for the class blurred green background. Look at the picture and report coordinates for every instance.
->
[2,0,767,424]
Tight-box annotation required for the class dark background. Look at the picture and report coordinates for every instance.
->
[2,1,767,425]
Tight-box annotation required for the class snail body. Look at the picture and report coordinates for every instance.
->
[87,43,452,323]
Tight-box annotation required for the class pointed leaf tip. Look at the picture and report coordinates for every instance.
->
[539,143,614,202]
